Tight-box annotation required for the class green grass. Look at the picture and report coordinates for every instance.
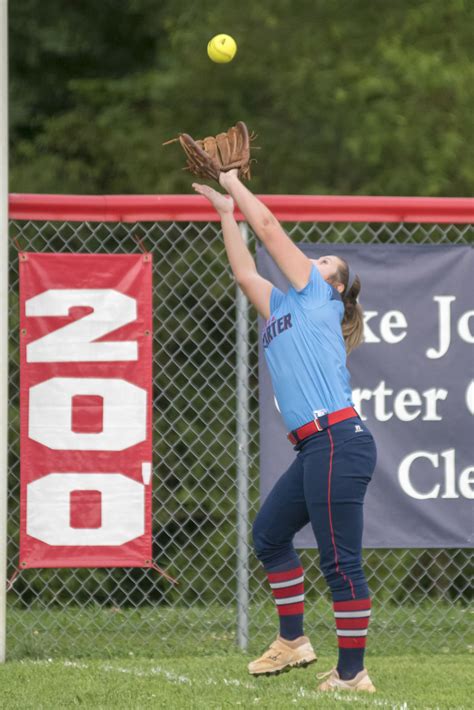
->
[6,601,472,659]
[0,654,472,709]
[1,603,472,708]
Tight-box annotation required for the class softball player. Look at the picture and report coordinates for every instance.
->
[193,171,377,694]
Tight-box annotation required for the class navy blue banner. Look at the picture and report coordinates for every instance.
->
[257,245,473,548]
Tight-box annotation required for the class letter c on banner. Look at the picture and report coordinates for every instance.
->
[398,450,440,499]
[27,473,145,545]
[29,377,147,451]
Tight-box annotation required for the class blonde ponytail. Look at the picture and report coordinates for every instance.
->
[341,275,364,355]
[332,259,365,355]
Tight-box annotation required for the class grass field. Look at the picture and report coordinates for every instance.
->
[0,604,472,709]
[1,653,472,709]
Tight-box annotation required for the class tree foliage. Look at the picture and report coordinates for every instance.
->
[9,0,474,196]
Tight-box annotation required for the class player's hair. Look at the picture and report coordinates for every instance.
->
[332,258,364,355]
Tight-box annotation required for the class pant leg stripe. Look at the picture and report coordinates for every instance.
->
[327,428,356,600]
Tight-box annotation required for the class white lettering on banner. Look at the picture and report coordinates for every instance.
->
[363,310,407,344]
[458,310,474,343]
[27,473,145,545]
[398,449,474,500]
[363,298,474,358]
[352,382,448,422]
[29,377,147,451]
[426,296,474,359]
[466,381,474,416]
[26,289,138,362]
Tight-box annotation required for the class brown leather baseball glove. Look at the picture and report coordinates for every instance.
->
[163,121,255,181]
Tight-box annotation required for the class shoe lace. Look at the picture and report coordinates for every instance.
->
[262,640,279,657]
[316,668,337,681]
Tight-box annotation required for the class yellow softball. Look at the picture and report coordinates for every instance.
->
[207,34,237,63]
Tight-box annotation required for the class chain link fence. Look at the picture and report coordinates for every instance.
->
[6,213,473,659]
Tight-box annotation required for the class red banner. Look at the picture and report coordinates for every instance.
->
[19,253,153,568]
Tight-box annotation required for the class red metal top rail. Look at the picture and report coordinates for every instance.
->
[9,193,474,224]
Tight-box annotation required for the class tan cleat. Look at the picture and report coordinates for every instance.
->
[317,668,376,693]
[248,635,317,676]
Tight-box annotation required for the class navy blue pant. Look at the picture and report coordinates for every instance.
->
[253,418,377,601]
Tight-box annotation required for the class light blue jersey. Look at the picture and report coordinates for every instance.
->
[262,264,353,431]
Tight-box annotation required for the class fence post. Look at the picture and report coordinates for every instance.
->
[0,0,9,664]
[236,222,250,650]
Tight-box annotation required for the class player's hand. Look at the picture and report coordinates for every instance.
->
[218,169,239,191]
[192,183,235,215]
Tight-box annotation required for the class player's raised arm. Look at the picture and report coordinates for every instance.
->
[192,183,273,319]
[164,121,312,292]
[219,170,312,291]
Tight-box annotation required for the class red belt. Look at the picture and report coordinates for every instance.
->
[287,406,359,445]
